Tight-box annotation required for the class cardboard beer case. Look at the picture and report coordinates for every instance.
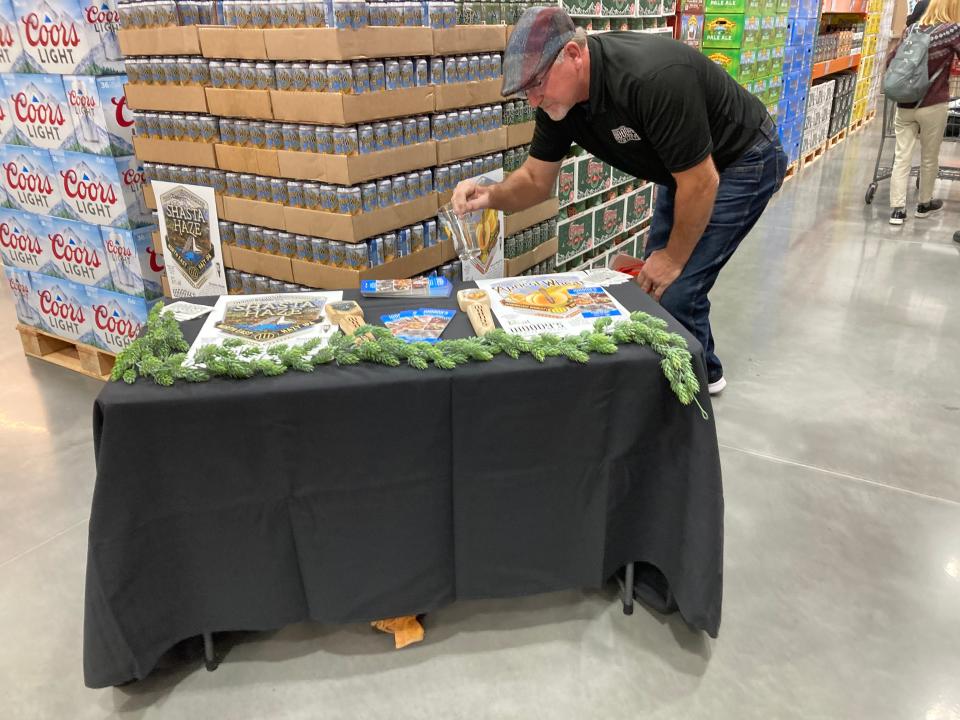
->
[0,0,28,72]
[63,74,133,156]
[39,213,114,289]
[85,283,147,353]
[28,271,94,343]
[0,206,58,273]
[0,142,64,215]
[100,223,161,299]
[11,0,124,75]
[1,72,79,150]
[3,263,40,325]
[48,149,150,228]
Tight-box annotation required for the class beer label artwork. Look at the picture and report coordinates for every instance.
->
[153,180,227,298]
[381,308,455,344]
[475,272,630,338]
[186,291,343,365]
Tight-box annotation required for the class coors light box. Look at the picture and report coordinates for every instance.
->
[39,213,113,289]
[3,264,41,326]
[0,207,57,274]
[49,149,150,228]
[28,271,94,343]
[86,284,146,353]
[100,224,161,299]
[62,74,132,156]
[0,0,28,73]
[10,0,124,75]
[0,143,63,215]
[2,72,78,150]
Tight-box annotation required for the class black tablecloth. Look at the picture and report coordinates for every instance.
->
[83,282,723,688]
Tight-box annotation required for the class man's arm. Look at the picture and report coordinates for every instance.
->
[636,155,719,300]
[451,157,561,215]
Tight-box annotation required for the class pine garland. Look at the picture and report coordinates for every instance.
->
[111,302,707,417]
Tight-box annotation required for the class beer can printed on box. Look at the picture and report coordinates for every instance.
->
[2,72,76,150]
[0,208,56,273]
[0,143,63,215]
[11,0,124,76]
[100,224,160,298]
[28,273,93,342]
[38,214,112,289]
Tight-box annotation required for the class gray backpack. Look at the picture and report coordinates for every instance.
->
[883,25,944,104]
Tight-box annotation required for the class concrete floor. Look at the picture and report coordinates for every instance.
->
[1,122,959,719]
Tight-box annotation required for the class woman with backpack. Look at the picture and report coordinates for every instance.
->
[887,0,960,225]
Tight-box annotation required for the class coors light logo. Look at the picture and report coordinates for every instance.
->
[6,271,30,300]
[93,298,142,350]
[0,217,43,268]
[21,2,83,69]
[3,154,56,211]
[37,283,86,336]
[51,228,103,282]
[59,159,120,222]
[111,93,132,128]
[11,81,69,147]
[0,20,17,67]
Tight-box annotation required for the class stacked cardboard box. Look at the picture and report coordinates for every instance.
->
[701,0,788,120]
[827,70,855,136]
[563,0,673,35]
[675,0,706,49]
[801,77,834,153]
[0,0,156,358]
[776,0,817,164]
[122,21,556,288]
[553,146,655,272]
[851,0,892,124]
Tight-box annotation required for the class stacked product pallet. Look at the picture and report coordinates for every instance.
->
[701,0,789,122]
[553,147,655,272]
[850,0,884,125]
[561,0,674,35]
[778,0,818,165]
[0,0,155,378]
[120,3,561,292]
[801,77,833,154]
[827,69,855,136]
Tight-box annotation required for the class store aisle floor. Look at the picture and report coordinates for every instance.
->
[1,122,958,720]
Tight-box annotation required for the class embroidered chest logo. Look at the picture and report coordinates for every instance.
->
[611,126,641,144]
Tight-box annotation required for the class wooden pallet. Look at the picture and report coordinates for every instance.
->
[828,128,847,148]
[801,142,826,169]
[17,324,114,381]
[782,161,799,183]
[849,116,868,134]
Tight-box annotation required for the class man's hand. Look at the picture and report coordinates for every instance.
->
[452,180,493,216]
[635,249,683,301]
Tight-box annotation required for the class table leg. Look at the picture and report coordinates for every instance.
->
[622,562,635,615]
[203,632,219,672]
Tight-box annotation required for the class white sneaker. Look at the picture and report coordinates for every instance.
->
[708,376,727,395]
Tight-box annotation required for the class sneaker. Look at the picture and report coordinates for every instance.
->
[889,208,906,225]
[708,376,727,395]
[954,231,960,244]
[915,199,944,218]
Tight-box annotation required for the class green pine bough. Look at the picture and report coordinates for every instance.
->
[111,302,708,417]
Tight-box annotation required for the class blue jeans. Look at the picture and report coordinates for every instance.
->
[645,135,787,382]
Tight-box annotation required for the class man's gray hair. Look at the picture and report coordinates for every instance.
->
[555,26,588,64]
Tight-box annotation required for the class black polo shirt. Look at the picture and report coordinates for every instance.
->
[530,32,768,188]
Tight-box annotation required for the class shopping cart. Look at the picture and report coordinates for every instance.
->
[864,65,960,204]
